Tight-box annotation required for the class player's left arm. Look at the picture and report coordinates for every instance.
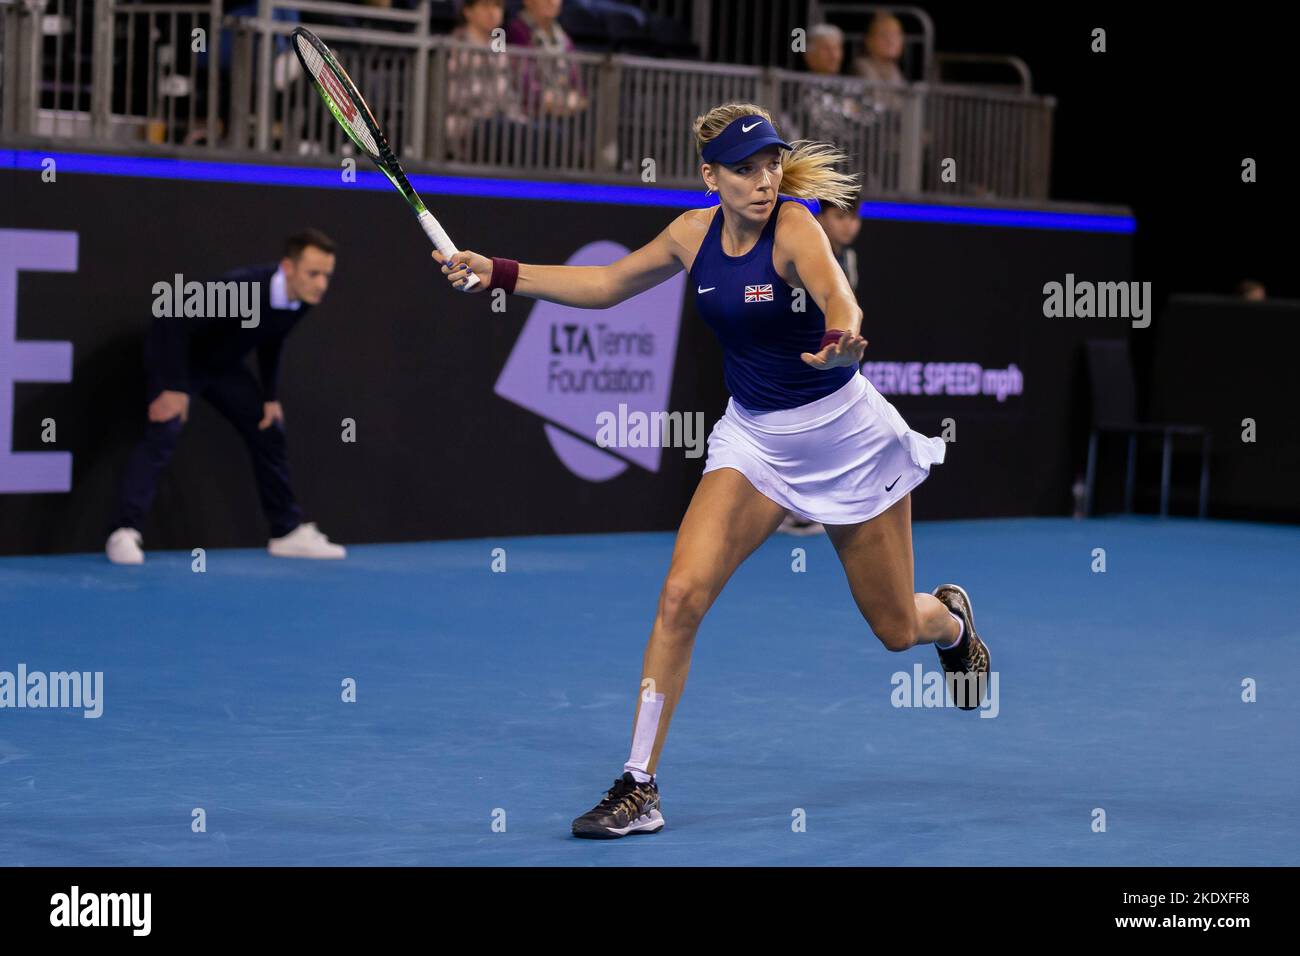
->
[778,202,868,368]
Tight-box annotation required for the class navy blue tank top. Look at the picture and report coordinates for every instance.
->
[688,196,854,412]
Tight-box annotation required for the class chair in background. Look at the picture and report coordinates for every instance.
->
[1083,338,1211,518]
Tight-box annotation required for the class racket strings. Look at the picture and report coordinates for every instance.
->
[295,35,382,158]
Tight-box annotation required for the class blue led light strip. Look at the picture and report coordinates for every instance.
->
[1,150,1135,233]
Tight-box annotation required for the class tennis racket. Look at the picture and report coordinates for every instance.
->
[290,26,479,290]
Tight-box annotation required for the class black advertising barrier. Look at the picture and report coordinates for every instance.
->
[1,162,1133,554]
[1144,295,1300,523]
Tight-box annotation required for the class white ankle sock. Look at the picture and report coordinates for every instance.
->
[623,692,664,784]
[936,611,964,650]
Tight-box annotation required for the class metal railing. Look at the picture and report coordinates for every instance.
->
[37,0,94,138]
[0,0,1057,201]
[775,67,920,193]
[435,39,600,170]
[229,0,432,156]
[921,82,1052,198]
[610,55,762,182]
[933,53,1032,94]
[2,0,47,137]
[101,0,223,145]
[0,0,222,142]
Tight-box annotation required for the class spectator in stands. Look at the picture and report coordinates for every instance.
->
[451,0,506,43]
[852,12,907,86]
[848,13,910,192]
[444,0,529,160]
[1236,279,1267,301]
[777,188,864,536]
[790,23,876,170]
[804,21,845,75]
[506,0,589,117]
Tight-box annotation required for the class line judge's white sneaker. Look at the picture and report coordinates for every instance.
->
[267,521,347,559]
[106,527,144,565]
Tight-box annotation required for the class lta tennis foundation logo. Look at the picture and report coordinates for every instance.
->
[495,241,688,481]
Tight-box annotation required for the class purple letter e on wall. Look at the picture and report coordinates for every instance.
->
[0,229,76,493]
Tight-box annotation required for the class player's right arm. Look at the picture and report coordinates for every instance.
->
[432,212,691,308]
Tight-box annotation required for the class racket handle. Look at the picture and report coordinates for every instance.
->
[418,210,480,290]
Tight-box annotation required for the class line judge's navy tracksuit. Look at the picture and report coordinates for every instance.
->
[114,264,310,537]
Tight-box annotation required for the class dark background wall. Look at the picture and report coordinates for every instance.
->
[919,0,1296,306]
[1146,296,1298,523]
[716,1,1294,306]
[3,169,1134,553]
[915,0,1300,526]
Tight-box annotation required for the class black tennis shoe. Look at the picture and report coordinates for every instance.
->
[932,584,991,711]
[571,772,664,839]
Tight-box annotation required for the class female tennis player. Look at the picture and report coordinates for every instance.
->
[433,102,991,839]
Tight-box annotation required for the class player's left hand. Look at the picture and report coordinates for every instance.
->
[259,401,285,430]
[801,332,868,369]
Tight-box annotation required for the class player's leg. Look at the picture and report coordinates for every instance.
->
[823,494,956,651]
[638,466,788,772]
[825,493,990,709]
[571,467,786,838]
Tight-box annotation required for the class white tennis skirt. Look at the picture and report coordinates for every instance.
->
[701,371,947,525]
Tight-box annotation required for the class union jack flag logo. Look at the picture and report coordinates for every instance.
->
[744,284,774,303]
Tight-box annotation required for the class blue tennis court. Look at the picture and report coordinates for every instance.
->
[1,516,1295,866]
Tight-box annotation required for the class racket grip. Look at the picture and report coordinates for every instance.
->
[418,210,479,290]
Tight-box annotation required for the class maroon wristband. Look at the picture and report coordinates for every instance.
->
[488,257,519,294]
[819,329,847,351]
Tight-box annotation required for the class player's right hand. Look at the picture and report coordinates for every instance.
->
[800,332,868,369]
[149,390,190,423]
[433,249,491,293]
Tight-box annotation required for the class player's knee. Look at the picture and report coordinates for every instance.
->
[870,617,918,653]
[658,576,710,635]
